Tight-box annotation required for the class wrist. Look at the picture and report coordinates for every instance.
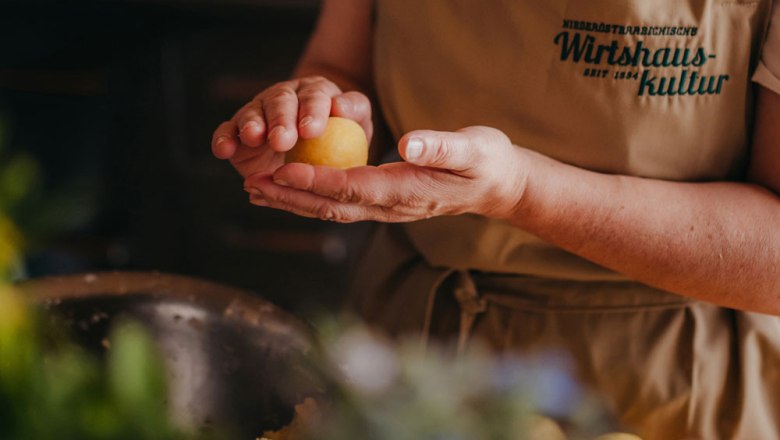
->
[479,146,534,223]
[491,147,551,229]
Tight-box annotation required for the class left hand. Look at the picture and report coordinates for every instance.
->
[243,126,530,223]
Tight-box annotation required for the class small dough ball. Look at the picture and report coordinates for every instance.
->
[285,117,368,169]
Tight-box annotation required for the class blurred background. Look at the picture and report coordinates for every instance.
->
[1,0,371,312]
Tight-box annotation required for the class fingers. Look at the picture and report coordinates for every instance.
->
[229,143,283,178]
[236,102,266,147]
[296,77,340,139]
[268,163,380,205]
[245,173,398,223]
[398,128,488,173]
[212,120,240,159]
[246,172,360,222]
[332,91,373,141]
[213,76,374,165]
[260,162,458,212]
[262,83,301,152]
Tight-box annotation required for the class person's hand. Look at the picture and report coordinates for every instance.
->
[243,126,530,223]
[211,76,373,178]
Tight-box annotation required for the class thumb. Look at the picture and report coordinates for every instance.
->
[399,130,481,173]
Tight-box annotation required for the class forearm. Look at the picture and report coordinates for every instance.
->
[509,149,780,314]
[293,0,373,95]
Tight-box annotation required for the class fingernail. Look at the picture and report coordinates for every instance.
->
[216,136,228,145]
[299,116,314,128]
[274,179,289,187]
[406,138,424,161]
[269,125,285,139]
[244,187,262,196]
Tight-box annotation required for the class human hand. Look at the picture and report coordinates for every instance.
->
[243,126,530,223]
[211,76,373,178]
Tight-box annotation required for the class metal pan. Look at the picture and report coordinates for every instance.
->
[18,271,321,438]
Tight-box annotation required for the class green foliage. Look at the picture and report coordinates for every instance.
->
[0,287,203,440]
[107,321,174,439]
[0,215,22,281]
[0,108,33,281]
[0,152,40,213]
[0,105,100,263]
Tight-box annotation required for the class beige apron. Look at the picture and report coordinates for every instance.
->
[350,1,780,439]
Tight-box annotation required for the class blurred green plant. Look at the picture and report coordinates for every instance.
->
[0,286,200,440]
[0,235,193,437]
[0,109,213,440]
[0,106,100,279]
[0,214,22,280]
[0,108,31,281]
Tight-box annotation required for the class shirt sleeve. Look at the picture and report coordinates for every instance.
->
[753,1,780,95]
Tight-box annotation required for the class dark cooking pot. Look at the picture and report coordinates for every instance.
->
[17,271,321,438]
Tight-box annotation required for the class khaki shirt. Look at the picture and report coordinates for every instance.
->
[373,0,772,280]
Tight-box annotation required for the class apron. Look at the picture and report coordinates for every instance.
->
[350,1,779,439]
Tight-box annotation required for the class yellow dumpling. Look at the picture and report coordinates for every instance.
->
[285,117,368,169]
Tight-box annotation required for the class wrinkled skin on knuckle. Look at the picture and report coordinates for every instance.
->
[303,76,341,95]
[272,190,295,207]
[429,137,452,167]
[334,186,361,204]
[267,87,297,104]
[384,192,419,213]
[357,186,388,206]
[314,203,346,222]
[303,75,332,87]
[383,188,441,218]
[303,75,327,84]
[325,174,365,204]
[260,81,289,97]
[375,205,409,222]
[297,88,328,102]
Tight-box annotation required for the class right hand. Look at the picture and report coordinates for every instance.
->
[211,76,373,178]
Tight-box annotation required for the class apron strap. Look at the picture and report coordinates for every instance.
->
[421,269,487,355]
[453,270,488,354]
